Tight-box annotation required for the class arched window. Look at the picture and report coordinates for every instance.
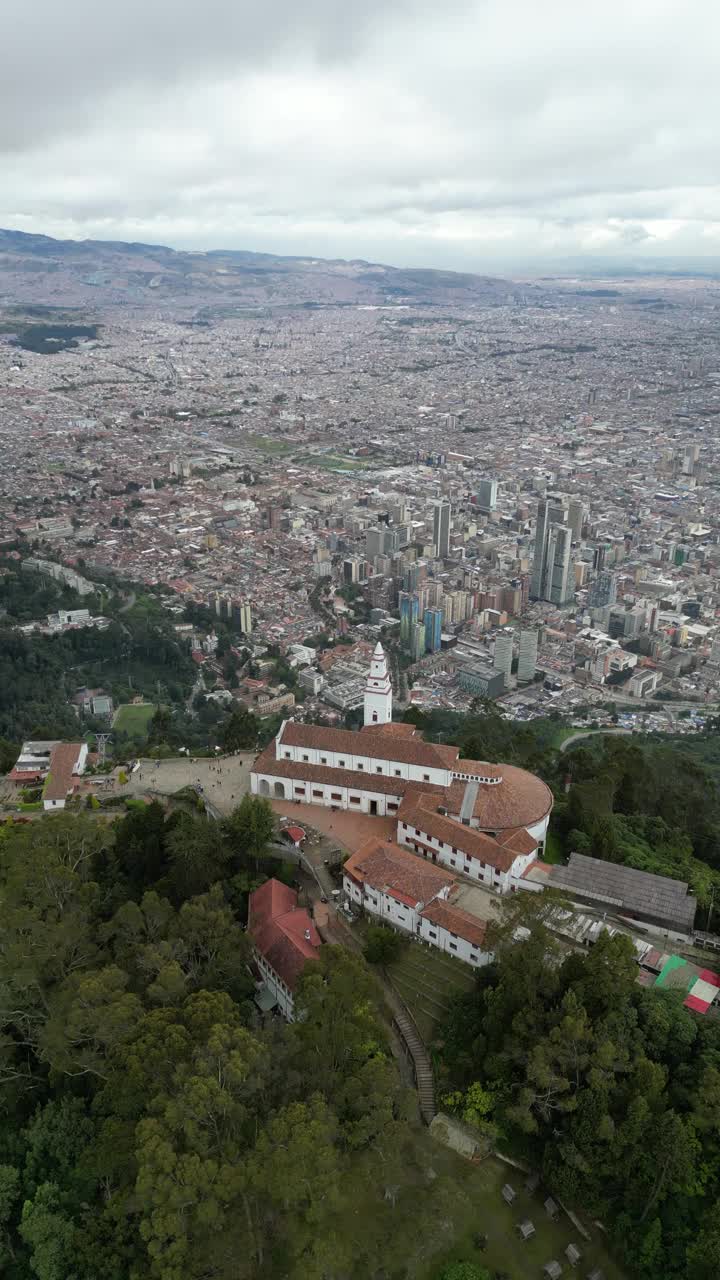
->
[372,710,378,722]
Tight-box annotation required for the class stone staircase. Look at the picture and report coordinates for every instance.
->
[392,1003,435,1125]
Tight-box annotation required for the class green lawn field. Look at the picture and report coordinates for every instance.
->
[421,1146,627,1280]
[112,703,156,739]
[388,942,477,1044]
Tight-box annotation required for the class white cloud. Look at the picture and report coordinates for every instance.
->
[1,0,719,266]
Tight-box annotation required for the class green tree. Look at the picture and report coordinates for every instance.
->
[224,793,275,866]
[220,708,260,752]
[363,924,405,966]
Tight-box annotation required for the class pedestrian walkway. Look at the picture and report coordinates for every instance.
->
[269,798,396,852]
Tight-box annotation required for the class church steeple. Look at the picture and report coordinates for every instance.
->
[364,641,392,727]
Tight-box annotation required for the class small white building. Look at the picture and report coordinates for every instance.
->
[343,837,493,969]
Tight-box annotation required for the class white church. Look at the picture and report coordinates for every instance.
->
[251,642,552,894]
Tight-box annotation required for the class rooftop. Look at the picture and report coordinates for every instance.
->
[548,853,697,932]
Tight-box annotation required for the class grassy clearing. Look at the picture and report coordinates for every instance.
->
[244,433,295,455]
[543,830,565,865]
[420,1147,627,1280]
[388,942,476,1044]
[549,723,580,749]
[112,703,156,738]
[296,452,374,471]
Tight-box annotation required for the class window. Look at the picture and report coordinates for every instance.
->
[302,754,310,762]
[388,802,397,812]
[372,711,378,722]
[428,929,437,939]
[350,796,360,805]
[331,792,342,801]
[312,789,323,798]
[395,769,401,777]
[284,751,292,759]
[320,757,327,764]
[376,766,382,773]
[357,762,364,770]
[294,785,304,794]
[338,759,346,767]
[423,774,430,782]
[449,942,457,952]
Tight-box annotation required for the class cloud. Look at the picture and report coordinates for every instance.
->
[1,0,719,266]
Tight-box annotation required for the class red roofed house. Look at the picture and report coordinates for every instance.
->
[8,740,89,811]
[344,838,493,969]
[248,878,321,1020]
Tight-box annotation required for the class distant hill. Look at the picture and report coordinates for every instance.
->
[0,226,541,312]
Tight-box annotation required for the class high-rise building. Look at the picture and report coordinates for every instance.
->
[432,499,451,559]
[477,478,498,512]
[424,607,443,653]
[567,498,585,543]
[410,621,427,661]
[517,628,538,683]
[364,642,392,726]
[493,629,514,689]
[231,600,253,635]
[399,592,419,649]
[531,496,574,605]
[366,527,384,558]
[588,571,617,609]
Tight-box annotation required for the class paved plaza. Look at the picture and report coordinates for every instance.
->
[117,752,257,815]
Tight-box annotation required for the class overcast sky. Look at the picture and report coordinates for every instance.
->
[1,0,719,270]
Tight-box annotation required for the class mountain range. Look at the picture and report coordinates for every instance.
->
[0,227,538,314]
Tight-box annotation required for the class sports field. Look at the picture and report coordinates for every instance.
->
[112,703,156,738]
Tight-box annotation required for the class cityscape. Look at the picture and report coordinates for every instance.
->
[2,235,720,742]
[3,1,720,1275]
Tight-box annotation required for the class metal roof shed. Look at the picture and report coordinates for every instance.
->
[548,853,696,933]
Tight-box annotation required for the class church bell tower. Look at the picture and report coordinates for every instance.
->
[364,642,393,727]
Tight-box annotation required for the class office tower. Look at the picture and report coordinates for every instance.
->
[531,495,574,605]
[567,498,585,543]
[493,629,514,689]
[231,600,252,635]
[517,628,538,683]
[388,502,409,525]
[424,607,443,653]
[588,571,617,609]
[410,621,427,661]
[477,478,498,512]
[432,499,451,559]
[682,444,700,475]
[399,592,419,649]
[366,527,384,559]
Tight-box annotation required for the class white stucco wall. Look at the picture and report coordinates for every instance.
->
[275,738,449,787]
[397,820,537,895]
[418,915,492,967]
[255,951,296,1021]
[252,771,403,817]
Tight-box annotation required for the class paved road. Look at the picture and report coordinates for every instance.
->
[560,728,633,752]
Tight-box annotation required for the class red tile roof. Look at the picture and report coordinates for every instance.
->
[43,743,84,803]
[420,898,488,949]
[279,720,455,770]
[252,743,446,800]
[398,790,535,873]
[248,878,321,992]
[447,763,553,830]
[344,837,455,904]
